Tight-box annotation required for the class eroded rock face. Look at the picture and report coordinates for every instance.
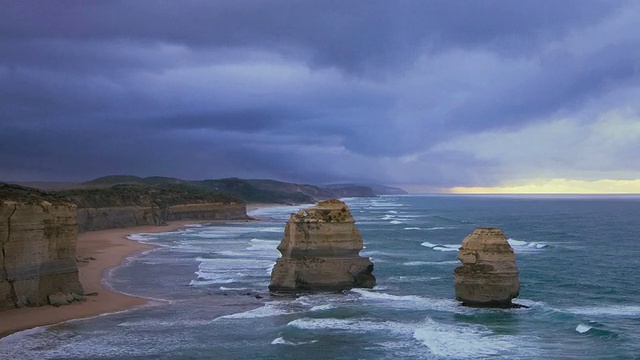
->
[0,185,84,310]
[269,199,375,293]
[453,227,520,308]
[76,203,249,232]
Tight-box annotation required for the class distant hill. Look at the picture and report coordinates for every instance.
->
[16,176,408,204]
[84,175,188,187]
[58,183,241,208]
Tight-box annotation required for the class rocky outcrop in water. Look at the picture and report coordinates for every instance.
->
[453,227,520,308]
[269,200,375,293]
[0,184,84,310]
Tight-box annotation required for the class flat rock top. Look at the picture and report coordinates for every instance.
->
[291,199,354,223]
[460,227,511,249]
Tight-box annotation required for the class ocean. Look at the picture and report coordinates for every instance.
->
[1,195,639,359]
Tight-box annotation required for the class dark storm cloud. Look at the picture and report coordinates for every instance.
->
[1,0,639,187]
[0,1,616,70]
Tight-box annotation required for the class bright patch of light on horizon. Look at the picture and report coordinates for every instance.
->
[449,178,640,194]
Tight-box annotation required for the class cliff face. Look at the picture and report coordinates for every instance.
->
[165,203,247,221]
[76,206,163,232]
[59,184,250,232]
[453,227,520,308]
[76,203,248,232]
[269,199,375,293]
[0,185,83,310]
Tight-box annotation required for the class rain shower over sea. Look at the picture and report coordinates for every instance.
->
[2,195,639,359]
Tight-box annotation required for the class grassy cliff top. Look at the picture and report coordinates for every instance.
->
[0,183,72,205]
[58,184,243,208]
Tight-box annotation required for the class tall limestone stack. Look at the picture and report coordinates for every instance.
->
[269,199,375,292]
[453,227,520,308]
[0,184,84,310]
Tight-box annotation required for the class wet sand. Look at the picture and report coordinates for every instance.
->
[0,221,201,338]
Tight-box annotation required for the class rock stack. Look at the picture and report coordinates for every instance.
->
[269,199,375,293]
[453,227,520,308]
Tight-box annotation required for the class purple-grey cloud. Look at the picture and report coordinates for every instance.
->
[1,0,638,188]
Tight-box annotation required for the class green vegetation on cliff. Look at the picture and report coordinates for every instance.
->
[58,184,242,208]
[0,183,71,205]
[192,178,315,204]
[77,176,396,204]
[13,176,407,205]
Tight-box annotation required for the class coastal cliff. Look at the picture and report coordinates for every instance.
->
[0,184,83,310]
[269,199,375,293]
[26,175,406,204]
[60,184,249,232]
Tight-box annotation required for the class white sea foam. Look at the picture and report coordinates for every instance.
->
[271,337,318,346]
[351,288,461,313]
[413,318,537,358]
[266,262,276,275]
[287,317,406,334]
[565,305,640,317]
[420,242,459,252]
[0,326,48,344]
[126,234,158,242]
[508,238,548,253]
[257,227,286,233]
[404,227,421,230]
[219,286,249,291]
[216,303,292,320]
[309,304,337,312]
[576,323,592,334]
[360,250,392,257]
[191,257,274,286]
[246,239,280,251]
[403,260,459,266]
[389,220,403,224]
[424,226,458,231]
[189,278,235,286]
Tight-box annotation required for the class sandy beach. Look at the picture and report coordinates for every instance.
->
[0,221,201,339]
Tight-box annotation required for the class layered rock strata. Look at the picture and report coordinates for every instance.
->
[453,227,520,308]
[76,203,247,232]
[269,199,375,293]
[0,184,84,310]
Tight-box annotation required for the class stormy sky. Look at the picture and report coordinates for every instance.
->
[1,1,640,192]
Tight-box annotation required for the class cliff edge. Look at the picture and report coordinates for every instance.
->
[58,184,249,232]
[0,184,83,310]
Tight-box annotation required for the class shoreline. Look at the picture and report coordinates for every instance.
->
[0,220,203,339]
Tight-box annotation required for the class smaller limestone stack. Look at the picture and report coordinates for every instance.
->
[269,199,375,293]
[453,227,520,308]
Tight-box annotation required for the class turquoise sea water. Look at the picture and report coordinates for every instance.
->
[1,195,639,359]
